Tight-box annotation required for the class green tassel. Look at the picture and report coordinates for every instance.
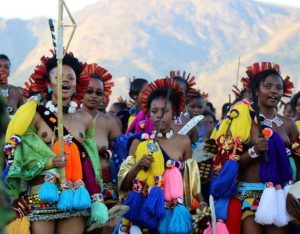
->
[91,201,108,224]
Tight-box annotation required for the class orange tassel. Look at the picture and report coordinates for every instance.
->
[52,141,82,182]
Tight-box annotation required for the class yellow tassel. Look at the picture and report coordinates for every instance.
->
[215,118,232,140]
[6,217,30,234]
[135,140,165,186]
[210,126,218,140]
[229,101,252,144]
[6,98,38,142]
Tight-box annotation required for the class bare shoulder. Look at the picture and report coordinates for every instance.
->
[129,138,141,156]
[95,112,118,125]
[278,114,299,140]
[9,85,23,96]
[175,134,191,146]
[73,110,93,124]
[278,114,296,128]
[31,109,41,128]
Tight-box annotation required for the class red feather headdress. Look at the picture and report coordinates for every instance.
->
[169,70,197,100]
[23,51,90,105]
[241,62,294,97]
[81,63,114,101]
[140,78,185,115]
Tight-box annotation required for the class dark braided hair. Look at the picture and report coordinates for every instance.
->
[0,54,10,66]
[147,88,180,116]
[250,69,283,112]
[46,53,83,79]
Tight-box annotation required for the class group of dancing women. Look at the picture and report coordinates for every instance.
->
[0,51,300,234]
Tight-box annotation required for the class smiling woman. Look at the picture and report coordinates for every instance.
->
[210,62,299,234]
[4,51,109,234]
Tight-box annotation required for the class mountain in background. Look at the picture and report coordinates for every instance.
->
[1,0,300,116]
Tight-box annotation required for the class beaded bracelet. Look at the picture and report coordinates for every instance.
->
[248,146,259,158]
[91,193,104,203]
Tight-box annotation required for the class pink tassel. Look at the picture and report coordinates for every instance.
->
[216,220,229,234]
[163,166,183,201]
[203,222,212,234]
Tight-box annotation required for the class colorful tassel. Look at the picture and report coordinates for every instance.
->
[259,132,292,185]
[211,159,238,199]
[90,201,108,224]
[225,197,242,234]
[38,172,59,203]
[289,157,297,181]
[73,180,91,210]
[6,217,30,234]
[274,186,290,226]
[255,183,277,225]
[123,190,143,223]
[158,208,173,234]
[141,186,165,218]
[57,181,74,211]
[164,161,183,201]
[215,197,230,220]
[284,181,293,196]
[169,204,193,234]
[216,220,229,234]
[203,222,212,234]
[129,225,143,234]
[139,210,159,229]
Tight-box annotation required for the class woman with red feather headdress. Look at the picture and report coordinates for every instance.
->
[81,63,122,233]
[209,62,299,234]
[117,78,205,233]
[4,52,108,234]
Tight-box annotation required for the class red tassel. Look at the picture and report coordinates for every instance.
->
[225,197,242,234]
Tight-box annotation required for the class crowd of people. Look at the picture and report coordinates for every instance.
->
[0,51,299,234]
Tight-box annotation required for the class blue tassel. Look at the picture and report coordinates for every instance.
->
[123,191,143,223]
[38,181,59,203]
[140,210,160,229]
[58,189,74,211]
[91,201,108,224]
[142,186,165,218]
[215,197,230,220]
[73,187,91,210]
[211,159,238,198]
[169,205,193,234]
[158,208,173,234]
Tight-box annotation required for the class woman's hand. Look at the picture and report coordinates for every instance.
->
[136,155,154,169]
[254,137,269,154]
[52,153,67,168]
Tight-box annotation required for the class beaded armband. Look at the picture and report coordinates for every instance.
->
[248,146,259,159]
[91,193,104,203]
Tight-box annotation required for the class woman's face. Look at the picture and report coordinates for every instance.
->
[83,78,104,109]
[0,59,10,85]
[283,104,294,119]
[109,104,120,116]
[49,65,76,101]
[204,115,215,127]
[187,98,204,118]
[257,74,283,109]
[150,97,173,132]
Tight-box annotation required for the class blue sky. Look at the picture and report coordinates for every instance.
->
[0,0,299,20]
